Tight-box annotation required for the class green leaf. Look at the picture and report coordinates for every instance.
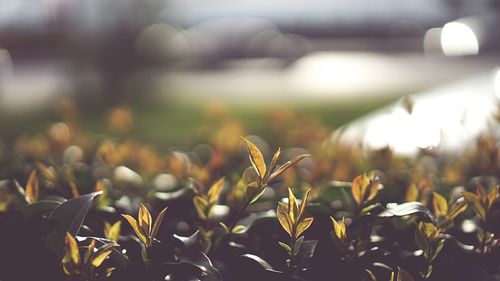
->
[294,240,318,267]
[173,230,201,249]
[232,225,247,234]
[365,269,377,281]
[278,242,291,255]
[415,226,429,259]
[397,267,415,281]
[431,239,445,261]
[219,222,230,234]
[423,265,433,279]
[19,200,61,219]
[294,236,304,256]
[44,191,102,257]
[378,202,437,225]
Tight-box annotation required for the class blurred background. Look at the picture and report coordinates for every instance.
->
[1,0,500,156]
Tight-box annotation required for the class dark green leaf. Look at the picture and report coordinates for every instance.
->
[294,236,305,256]
[19,200,61,219]
[173,230,202,251]
[240,254,275,271]
[44,191,102,257]
[294,240,318,267]
[378,202,437,225]
[397,267,415,281]
[174,251,222,281]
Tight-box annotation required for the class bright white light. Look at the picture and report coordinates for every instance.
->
[423,28,442,56]
[344,74,497,156]
[440,22,479,56]
[289,52,405,97]
[411,109,441,149]
[461,219,476,233]
[494,68,500,100]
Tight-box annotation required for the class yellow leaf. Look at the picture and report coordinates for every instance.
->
[432,192,448,218]
[296,217,313,237]
[277,202,292,237]
[36,162,57,182]
[193,196,208,220]
[299,188,312,220]
[448,200,467,220]
[84,239,96,264]
[104,221,121,242]
[69,182,79,198]
[91,250,112,267]
[365,172,382,202]
[62,262,72,275]
[269,148,281,174]
[330,216,346,240]
[151,206,168,239]
[352,172,381,205]
[207,177,225,204]
[288,187,299,223]
[476,184,486,201]
[352,174,369,205]
[65,233,80,265]
[405,183,418,202]
[106,267,115,277]
[122,214,148,245]
[268,154,310,183]
[487,186,499,210]
[138,203,152,235]
[25,170,39,203]
[241,137,266,180]
[463,191,486,221]
[419,222,439,240]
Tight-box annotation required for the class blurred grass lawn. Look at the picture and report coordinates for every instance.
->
[0,97,397,149]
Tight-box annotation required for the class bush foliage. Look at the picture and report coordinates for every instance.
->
[0,104,499,281]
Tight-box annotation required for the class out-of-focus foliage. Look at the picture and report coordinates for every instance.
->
[0,101,499,281]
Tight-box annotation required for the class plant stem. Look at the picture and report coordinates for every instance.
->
[289,236,296,270]
[228,199,251,233]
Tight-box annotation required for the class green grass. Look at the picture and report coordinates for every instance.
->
[0,96,398,149]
